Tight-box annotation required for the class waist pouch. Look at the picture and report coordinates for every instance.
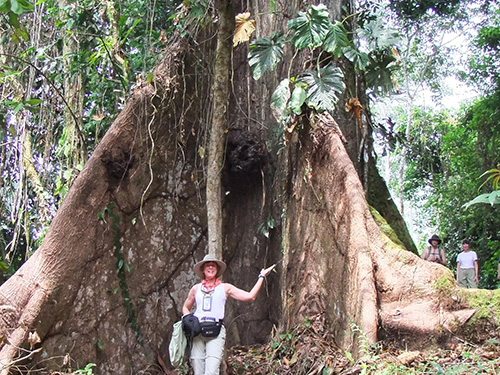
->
[200,321,222,338]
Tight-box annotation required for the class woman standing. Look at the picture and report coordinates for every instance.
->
[182,254,275,375]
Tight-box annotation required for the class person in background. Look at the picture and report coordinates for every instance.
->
[457,239,478,288]
[421,234,447,266]
[182,254,275,375]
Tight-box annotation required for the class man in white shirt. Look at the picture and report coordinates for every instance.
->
[456,239,478,288]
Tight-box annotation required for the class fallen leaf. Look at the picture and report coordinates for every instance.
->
[396,351,420,366]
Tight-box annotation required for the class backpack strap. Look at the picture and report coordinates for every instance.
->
[424,246,431,260]
[425,246,443,262]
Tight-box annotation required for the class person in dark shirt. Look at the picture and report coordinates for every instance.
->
[421,234,447,266]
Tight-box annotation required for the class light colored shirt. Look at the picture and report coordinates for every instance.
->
[457,251,478,269]
[193,283,226,321]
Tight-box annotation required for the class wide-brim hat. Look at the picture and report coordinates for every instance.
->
[194,254,227,279]
[428,234,442,245]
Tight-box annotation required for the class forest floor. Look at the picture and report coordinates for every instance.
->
[226,314,500,375]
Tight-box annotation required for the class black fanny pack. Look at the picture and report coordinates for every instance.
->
[200,320,223,338]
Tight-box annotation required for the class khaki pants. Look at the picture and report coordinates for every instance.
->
[459,268,477,288]
[191,325,226,375]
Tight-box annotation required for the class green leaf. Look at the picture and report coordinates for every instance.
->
[269,0,275,13]
[298,65,345,112]
[290,84,307,114]
[248,31,285,80]
[24,99,41,105]
[463,191,500,209]
[288,4,331,49]
[344,350,354,363]
[322,22,350,57]
[343,46,370,71]
[13,102,23,113]
[270,78,291,120]
[121,18,142,44]
[430,362,444,375]
[267,215,276,229]
[0,0,9,12]
[357,19,400,50]
[365,52,398,94]
[10,0,32,14]
[478,168,500,190]
[63,168,73,180]
[10,0,20,13]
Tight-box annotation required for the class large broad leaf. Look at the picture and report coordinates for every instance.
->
[270,78,291,121]
[463,190,500,209]
[365,52,398,94]
[287,4,331,50]
[322,21,350,57]
[298,65,345,112]
[343,46,370,71]
[234,12,256,47]
[357,19,400,50]
[9,0,33,15]
[248,32,285,80]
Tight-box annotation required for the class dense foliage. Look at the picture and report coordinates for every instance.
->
[377,0,500,288]
[398,100,500,288]
[0,0,180,279]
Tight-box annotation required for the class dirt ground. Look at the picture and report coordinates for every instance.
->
[226,314,500,375]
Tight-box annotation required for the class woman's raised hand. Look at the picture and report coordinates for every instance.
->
[260,264,276,277]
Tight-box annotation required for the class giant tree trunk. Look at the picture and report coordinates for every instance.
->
[279,113,476,351]
[0,1,494,374]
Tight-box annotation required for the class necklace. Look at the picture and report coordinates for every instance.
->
[201,278,221,294]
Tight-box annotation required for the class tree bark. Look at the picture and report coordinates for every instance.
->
[280,113,476,353]
[207,0,234,259]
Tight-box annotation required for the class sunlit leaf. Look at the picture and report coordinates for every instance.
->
[248,31,285,80]
[357,19,400,50]
[343,46,370,71]
[63,168,73,180]
[233,12,256,47]
[198,145,205,159]
[269,0,276,13]
[463,191,500,209]
[24,99,41,105]
[288,4,331,49]
[270,78,291,120]
[478,167,500,191]
[290,84,307,115]
[298,65,345,112]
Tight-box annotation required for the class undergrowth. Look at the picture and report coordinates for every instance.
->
[226,314,500,375]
